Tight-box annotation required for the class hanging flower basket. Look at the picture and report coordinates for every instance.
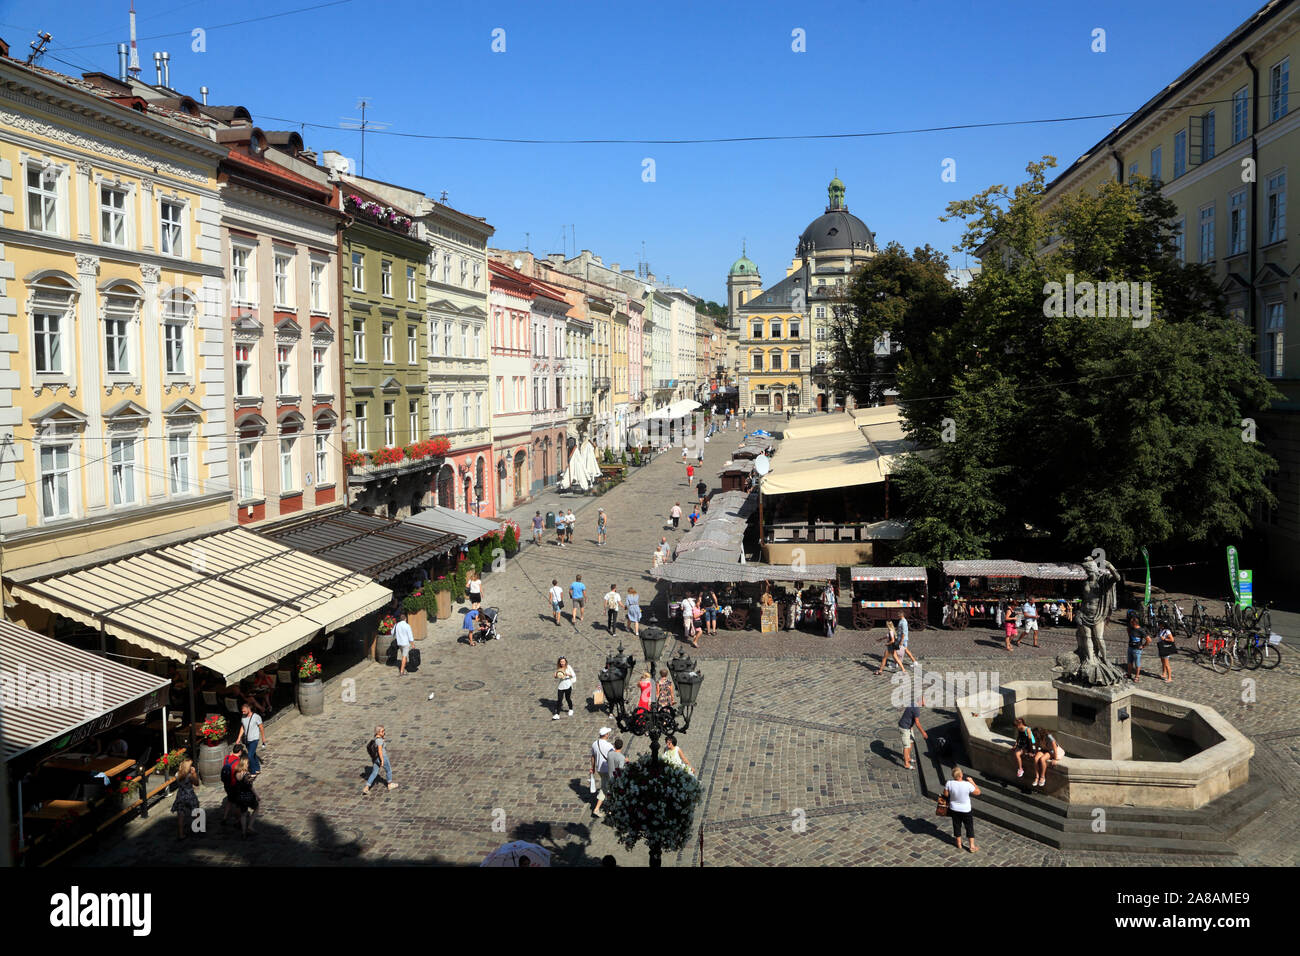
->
[197,714,227,748]
[298,653,322,681]
[606,752,704,865]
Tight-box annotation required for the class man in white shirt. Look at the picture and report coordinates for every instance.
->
[235,702,267,773]
[603,584,623,635]
[1021,600,1039,647]
[548,578,564,627]
[590,727,615,818]
[393,611,415,677]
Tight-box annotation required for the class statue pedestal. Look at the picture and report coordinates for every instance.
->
[1053,679,1134,761]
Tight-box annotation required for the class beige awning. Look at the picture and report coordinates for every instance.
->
[11,527,392,683]
[761,405,912,496]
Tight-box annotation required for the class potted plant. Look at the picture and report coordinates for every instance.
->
[373,613,399,664]
[297,652,324,715]
[403,584,429,640]
[343,450,367,470]
[606,752,704,867]
[428,577,453,619]
[195,714,227,782]
[502,524,518,557]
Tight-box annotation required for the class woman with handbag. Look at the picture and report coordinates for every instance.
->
[943,767,980,852]
[553,657,576,720]
[232,757,260,838]
[170,758,200,841]
[625,587,642,637]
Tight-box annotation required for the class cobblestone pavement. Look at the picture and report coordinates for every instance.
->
[67,414,1300,867]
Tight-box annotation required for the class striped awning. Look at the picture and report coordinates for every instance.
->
[653,561,838,584]
[259,507,459,581]
[942,560,1084,580]
[851,566,927,582]
[402,505,502,543]
[10,527,392,683]
[0,619,169,762]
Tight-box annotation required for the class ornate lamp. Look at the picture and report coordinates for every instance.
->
[603,622,703,757]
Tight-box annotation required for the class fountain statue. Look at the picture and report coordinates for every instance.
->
[1056,549,1127,687]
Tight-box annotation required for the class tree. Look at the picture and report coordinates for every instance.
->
[830,242,961,409]
[892,158,1278,565]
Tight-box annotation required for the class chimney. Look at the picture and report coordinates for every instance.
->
[152,51,162,85]
[322,150,350,176]
[299,149,317,163]
[161,51,170,88]
[117,43,128,81]
[199,85,208,105]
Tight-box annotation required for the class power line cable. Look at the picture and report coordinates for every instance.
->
[56,0,355,51]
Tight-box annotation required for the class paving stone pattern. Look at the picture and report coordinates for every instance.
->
[66,414,1300,867]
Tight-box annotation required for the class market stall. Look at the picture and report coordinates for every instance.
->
[850,566,928,630]
[940,559,1084,630]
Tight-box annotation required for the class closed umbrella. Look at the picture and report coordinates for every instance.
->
[480,841,553,867]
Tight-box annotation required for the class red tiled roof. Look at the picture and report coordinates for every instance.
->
[224,149,331,200]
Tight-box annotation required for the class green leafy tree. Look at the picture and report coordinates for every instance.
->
[893,158,1278,565]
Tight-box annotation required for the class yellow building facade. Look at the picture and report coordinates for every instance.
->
[0,60,230,587]
[1038,0,1300,579]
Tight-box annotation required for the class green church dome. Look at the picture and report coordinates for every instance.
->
[729,254,759,276]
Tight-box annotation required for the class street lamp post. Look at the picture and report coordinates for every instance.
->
[597,625,704,867]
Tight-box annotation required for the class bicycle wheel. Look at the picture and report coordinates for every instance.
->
[1209,648,1230,674]
[1260,609,1272,636]
[1245,644,1263,670]
[1195,632,1209,654]
[1259,643,1282,670]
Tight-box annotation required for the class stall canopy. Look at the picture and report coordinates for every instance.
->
[941,559,1084,579]
[851,566,927,582]
[653,560,838,584]
[402,505,501,543]
[8,527,392,684]
[259,507,460,581]
[760,405,912,497]
[559,440,599,491]
[648,399,701,420]
[0,619,169,763]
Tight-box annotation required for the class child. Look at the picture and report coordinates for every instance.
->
[688,507,700,528]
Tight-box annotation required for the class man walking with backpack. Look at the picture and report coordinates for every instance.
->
[220,743,245,826]
[363,725,397,793]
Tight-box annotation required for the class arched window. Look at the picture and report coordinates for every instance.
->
[436,463,455,508]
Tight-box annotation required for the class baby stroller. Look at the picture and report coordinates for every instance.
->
[478,607,501,642]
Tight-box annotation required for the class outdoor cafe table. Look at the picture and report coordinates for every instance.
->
[41,756,134,776]
[24,799,91,821]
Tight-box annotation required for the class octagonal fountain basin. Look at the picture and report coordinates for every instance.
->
[956,680,1253,810]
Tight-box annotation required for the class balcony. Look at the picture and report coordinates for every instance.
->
[812,363,829,376]
[594,377,611,391]
[574,401,593,416]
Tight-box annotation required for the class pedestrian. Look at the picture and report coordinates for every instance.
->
[657,536,670,565]
[680,592,698,646]
[635,670,653,713]
[467,568,482,609]
[232,757,259,837]
[686,462,694,486]
[553,657,576,719]
[688,505,700,528]
[1003,604,1017,652]
[219,743,245,827]
[607,737,626,782]
[700,587,719,634]
[604,583,623,634]
[555,510,567,548]
[590,728,615,818]
[899,694,928,769]
[625,586,642,637]
[461,605,482,646]
[393,610,414,677]
[1157,625,1176,683]
[1126,611,1150,683]
[874,623,899,675]
[565,508,576,545]
[697,450,703,467]
[363,725,397,793]
[1012,717,1036,779]
[548,579,564,626]
[696,479,708,502]
[660,734,695,774]
[170,757,200,841]
[670,502,682,529]
[822,580,838,637]
[568,574,587,623]
[234,701,266,774]
[897,613,918,668]
[944,767,980,852]
[1021,599,1039,647]
[531,510,544,547]
[596,508,608,546]
[656,667,675,708]
[1031,726,1064,788]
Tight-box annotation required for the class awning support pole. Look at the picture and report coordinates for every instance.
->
[186,660,198,763]
[161,706,168,761]
[98,620,106,655]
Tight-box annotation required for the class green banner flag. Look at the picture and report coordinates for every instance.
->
[1226,546,1240,602]
[1141,546,1151,604]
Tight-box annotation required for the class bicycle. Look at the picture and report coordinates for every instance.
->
[1241,601,1273,637]
[1198,629,1232,673]
[1241,630,1283,670]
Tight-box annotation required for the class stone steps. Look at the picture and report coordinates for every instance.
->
[916,718,1275,857]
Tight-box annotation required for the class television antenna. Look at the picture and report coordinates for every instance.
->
[340,98,389,178]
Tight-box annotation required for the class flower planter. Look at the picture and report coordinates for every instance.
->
[374,631,396,664]
[197,741,225,784]
[297,678,324,716]
[409,607,428,641]
[435,590,451,620]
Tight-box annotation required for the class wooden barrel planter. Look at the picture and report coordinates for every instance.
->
[409,607,428,641]
[297,679,324,716]
[374,631,396,664]
[435,590,451,620]
[197,741,225,784]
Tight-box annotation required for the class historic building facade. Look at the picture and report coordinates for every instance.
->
[529,276,571,494]
[0,58,231,588]
[488,259,534,509]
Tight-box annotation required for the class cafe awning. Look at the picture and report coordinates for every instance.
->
[402,505,501,543]
[652,560,838,584]
[759,405,911,497]
[259,507,460,581]
[647,399,701,420]
[0,619,169,762]
[9,527,392,684]
[851,566,928,582]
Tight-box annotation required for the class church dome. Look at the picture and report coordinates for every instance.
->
[797,177,874,255]
[729,254,759,277]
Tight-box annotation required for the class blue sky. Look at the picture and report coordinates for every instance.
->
[2,0,1266,301]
